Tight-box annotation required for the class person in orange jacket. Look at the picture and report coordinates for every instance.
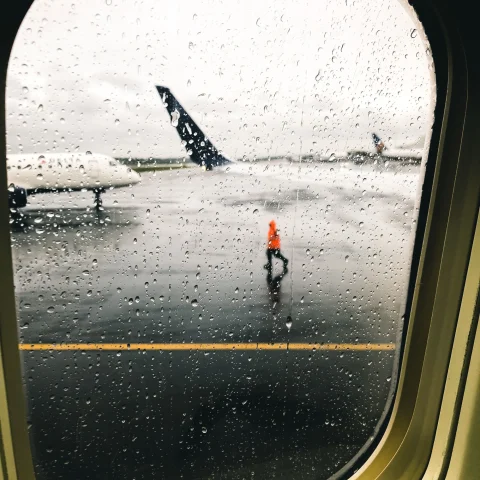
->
[264,220,289,271]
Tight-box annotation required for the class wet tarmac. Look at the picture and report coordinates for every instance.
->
[11,160,421,479]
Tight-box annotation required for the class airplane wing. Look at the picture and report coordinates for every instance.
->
[156,86,231,170]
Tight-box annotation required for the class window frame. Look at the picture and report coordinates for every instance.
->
[0,0,478,479]
[350,1,480,478]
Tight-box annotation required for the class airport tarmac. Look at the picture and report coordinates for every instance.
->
[11,160,421,479]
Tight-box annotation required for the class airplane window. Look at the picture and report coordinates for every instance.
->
[6,0,434,478]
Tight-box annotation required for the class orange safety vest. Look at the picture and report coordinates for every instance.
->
[267,220,281,249]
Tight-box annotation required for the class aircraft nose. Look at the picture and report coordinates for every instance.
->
[131,169,141,184]
[124,166,141,185]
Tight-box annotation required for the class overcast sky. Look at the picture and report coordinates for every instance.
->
[6,0,434,159]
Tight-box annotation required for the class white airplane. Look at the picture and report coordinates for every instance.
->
[6,152,141,210]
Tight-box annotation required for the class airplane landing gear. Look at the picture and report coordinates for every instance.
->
[93,188,104,210]
[9,208,23,221]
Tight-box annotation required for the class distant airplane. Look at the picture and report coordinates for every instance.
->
[156,86,231,170]
[347,133,424,163]
[6,152,141,210]
[370,133,424,160]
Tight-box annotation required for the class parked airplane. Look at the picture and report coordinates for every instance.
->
[372,132,424,159]
[348,133,424,163]
[6,152,141,210]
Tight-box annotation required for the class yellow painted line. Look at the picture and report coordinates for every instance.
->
[18,343,395,351]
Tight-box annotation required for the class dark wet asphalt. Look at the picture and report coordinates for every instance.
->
[11,161,420,479]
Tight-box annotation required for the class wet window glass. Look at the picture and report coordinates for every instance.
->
[7,0,434,478]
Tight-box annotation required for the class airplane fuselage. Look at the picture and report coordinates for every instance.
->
[6,153,141,208]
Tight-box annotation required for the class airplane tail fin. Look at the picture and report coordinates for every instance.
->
[372,133,386,154]
[156,86,230,170]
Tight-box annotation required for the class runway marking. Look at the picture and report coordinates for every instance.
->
[19,343,395,351]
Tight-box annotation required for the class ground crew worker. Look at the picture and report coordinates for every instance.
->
[264,220,288,271]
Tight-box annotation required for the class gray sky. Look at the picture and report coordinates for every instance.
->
[7,0,434,159]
